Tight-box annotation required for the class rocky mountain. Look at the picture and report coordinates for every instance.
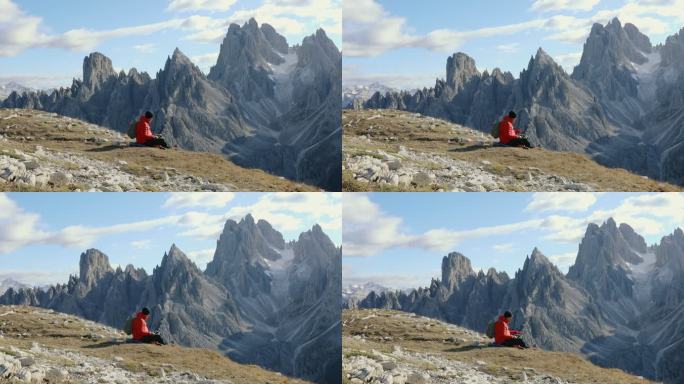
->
[363,18,684,186]
[1,19,341,191]
[343,83,396,109]
[342,282,390,308]
[0,278,30,295]
[0,81,33,100]
[0,216,341,384]
[352,218,684,383]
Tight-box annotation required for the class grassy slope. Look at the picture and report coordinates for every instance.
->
[343,109,681,192]
[343,309,652,384]
[0,305,309,384]
[0,108,317,191]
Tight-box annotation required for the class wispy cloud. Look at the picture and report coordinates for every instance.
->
[496,43,519,53]
[130,240,152,249]
[343,0,684,57]
[344,193,684,258]
[133,43,156,53]
[492,243,515,252]
[529,0,600,13]
[163,192,235,209]
[526,193,599,212]
[0,192,341,255]
[0,0,340,57]
[167,0,237,12]
[547,251,577,272]
[344,194,544,257]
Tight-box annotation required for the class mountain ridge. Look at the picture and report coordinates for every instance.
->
[2,19,341,191]
[349,218,684,382]
[362,18,684,186]
[0,215,341,384]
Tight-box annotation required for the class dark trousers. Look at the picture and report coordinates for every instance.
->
[507,138,533,148]
[143,137,169,149]
[139,334,166,345]
[501,338,528,348]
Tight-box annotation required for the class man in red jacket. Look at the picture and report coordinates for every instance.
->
[494,311,528,348]
[136,111,169,149]
[132,307,166,345]
[499,111,533,148]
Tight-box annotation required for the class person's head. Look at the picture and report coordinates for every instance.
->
[503,310,512,322]
[141,307,150,318]
[508,111,517,119]
[144,111,154,120]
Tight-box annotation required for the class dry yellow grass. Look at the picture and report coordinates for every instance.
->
[0,108,317,191]
[343,309,652,384]
[343,109,682,192]
[0,305,309,384]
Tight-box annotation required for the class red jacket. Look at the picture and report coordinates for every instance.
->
[494,315,521,344]
[135,115,154,144]
[132,312,152,340]
[498,116,521,145]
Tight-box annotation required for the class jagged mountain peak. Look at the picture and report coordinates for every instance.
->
[446,52,479,89]
[82,52,116,90]
[441,252,475,290]
[79,248,113,286]
[529,47,562,71]
[164,48,201,74]
[527,247,554,268]
[156,244,202,278]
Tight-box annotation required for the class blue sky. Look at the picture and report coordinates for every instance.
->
[0,0,341,89]
[0,192,341,286]
[343,193,684,289]
[343,0,684,89]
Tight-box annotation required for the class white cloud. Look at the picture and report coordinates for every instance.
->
[530,0,600,12]
[167,0,237,12]
[130,240,152,249]
[344,194,544,257]
[181,0,341,43]
[0,193,54,253]
[554,51,583,72]
[163,192,235,209]
[548,251,577,271]
[133,43,156,53]
[493,243,515,252]
[0,0,186,58]
[344,0,684,59]
[527,192,599,212]
[496,43,519,53]
[186,248,216,269]
[224,192,342,235]
[191,52,219,70]
[0,193,341,255]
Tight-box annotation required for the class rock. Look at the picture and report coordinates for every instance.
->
[412,172,432,186]
[23,160,39,171]
[406,371,429,384]
[45,367,68,382]
[387,160,402,171]
[18,356,34,367]
[49,171,72,186]
[381,361,397,371]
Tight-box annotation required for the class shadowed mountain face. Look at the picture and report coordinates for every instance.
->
[363,18,684,186]
[351,219,684,383]
[1,19,341,191]
[0,216,341,384]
